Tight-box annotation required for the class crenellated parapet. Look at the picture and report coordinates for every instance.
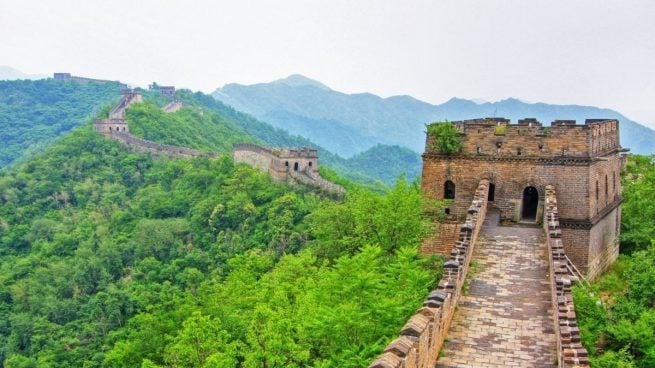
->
[426,117,622,159]
[544,185,590,367]
[368,179,489,368]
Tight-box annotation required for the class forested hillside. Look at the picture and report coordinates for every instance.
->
[574,155,655,367]
[0,78,419,186]
[0,97,442,366]
[0,79,122,167]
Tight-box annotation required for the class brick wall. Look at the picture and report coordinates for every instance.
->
[587,206,620,280]
[544,185,589,367]
[421,157,590,222]
[420,220,460,255]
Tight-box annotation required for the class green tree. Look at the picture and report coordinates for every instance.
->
[426,121,462,154]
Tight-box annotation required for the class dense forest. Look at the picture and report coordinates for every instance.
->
[574,155,655,367]
[0,79,121,167]
[0,93,443,367]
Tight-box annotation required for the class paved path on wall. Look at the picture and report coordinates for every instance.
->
[436,209,557,368]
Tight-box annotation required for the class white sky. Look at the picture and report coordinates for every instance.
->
[2,0,654,127]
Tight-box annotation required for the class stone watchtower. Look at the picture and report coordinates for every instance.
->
[421,118,626,279]
[93,89,142,136]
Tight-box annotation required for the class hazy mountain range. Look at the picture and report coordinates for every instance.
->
[213,74,655,157]
[0,65,48,81]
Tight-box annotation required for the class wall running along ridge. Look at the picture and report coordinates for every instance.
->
[93,90,344,193]
[368,179,489,368]
[544,185,589,367]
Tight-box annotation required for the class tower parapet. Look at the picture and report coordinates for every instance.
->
[422,117,626,279]
[426,118,621,159]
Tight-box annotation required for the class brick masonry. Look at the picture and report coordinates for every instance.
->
[421,118,625,280]
[544,185,589,367]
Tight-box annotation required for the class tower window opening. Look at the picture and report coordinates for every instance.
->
[444,180,456,200]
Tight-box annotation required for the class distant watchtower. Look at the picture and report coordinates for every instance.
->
[93,89,142,136]
[421,117,626,279]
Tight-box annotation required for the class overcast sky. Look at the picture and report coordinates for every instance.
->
[2,0,654,127]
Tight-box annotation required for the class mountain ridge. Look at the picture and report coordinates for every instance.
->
[0,65,48,80]
[213,74,655,157]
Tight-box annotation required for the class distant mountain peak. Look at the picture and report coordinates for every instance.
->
[0,65,48,80]
[272,74,331,90]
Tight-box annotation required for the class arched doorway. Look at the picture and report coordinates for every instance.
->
[521,186,539,221]
[488,183,496,202]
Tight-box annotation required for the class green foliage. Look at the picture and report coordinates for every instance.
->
[575,156,655,367]
[620,155,655,253]
[0,119,440,367]
[426,122,462,154]
[126,101,255,153]
[0,79,121,167]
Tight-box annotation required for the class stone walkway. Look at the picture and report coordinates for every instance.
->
[436,209,557,368]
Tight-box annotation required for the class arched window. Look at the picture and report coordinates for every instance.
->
[308,161,312,167]
[285,161,289,167]
[444,180,456,199]
[109,126,112,131]
[605,175,608,203]
[293,162,299,171]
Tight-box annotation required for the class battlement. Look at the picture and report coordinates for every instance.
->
[426,117,621,158]
[273,147,318,159]
[149,83,176,97]
[53,72,128,89]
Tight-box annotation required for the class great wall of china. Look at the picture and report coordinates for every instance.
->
[367,116,631,367]
[84,78,344,194]
[59,74,619,367]
[370,184,590,368]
